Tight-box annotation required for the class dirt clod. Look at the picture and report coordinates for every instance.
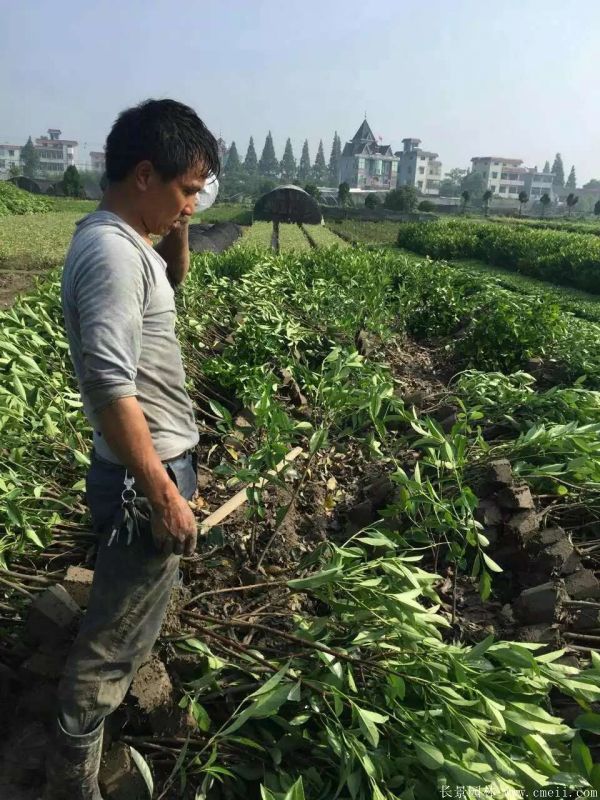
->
[25,584,80,647]
[497,485,534,511]
[487,459,513,488]
[63,566,94,608]
[513,582,561,624]
[563,569,600,601]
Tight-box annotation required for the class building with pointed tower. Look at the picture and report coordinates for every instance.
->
[339,119,399,190]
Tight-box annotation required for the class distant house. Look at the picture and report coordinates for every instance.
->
[0,143,22,177]
[339,120,399,190]
[90,151,106,174]
[0,128,79,180]
[34,129,78,176]
[470,156,555,201]
[395,138,442,196]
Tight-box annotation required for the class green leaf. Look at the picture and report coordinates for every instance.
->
[283,778,305,800]
[287,568,341,590]
[129,745,154,798]
[190,700,211,732]
[572,733,593,776]
[355,706,388,747]
[247,661,291,699]
[479,570,492,601]
[574,712,600,734]
[523,733,558,767]
[414,740,444,769]
[309,427,327,455]
[482,552,503,573]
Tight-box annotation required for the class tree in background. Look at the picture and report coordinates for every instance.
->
[518,190,529,217]
[365,193,379,209]
[304,183,322,202]
[539,192,551,217]
[259,131,279,179]
[566,166,577,191]
[551,153,565,189]
[566,193,579,216]
[439,167,466,197]
[482,189,493,217]
[594,200,600,218]
[461,190,470,214]
[8,163,21,178]
[62,165,83,197]
[384,186,418,212]
[583,178,600,190]
[244,137,259,174]
[543,160,551,174]
[337,181,350,207]
[21,136,40,178]
[328,132,342,186]
[312,140,328,185]
[460,171,485,201]
[225,141,241,173]
[280,138,297,182]
[258,179,277,196]
[298,140,312,183]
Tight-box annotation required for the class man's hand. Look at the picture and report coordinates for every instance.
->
[155,218,190,286]
[97,397,198,556]
[151,491,198,557]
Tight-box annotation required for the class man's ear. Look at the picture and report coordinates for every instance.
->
[133,160,154,192]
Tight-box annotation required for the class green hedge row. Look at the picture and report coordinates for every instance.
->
[0,181,52,217]
[397,219,600,294]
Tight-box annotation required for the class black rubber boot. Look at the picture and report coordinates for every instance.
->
[44,718,104,800]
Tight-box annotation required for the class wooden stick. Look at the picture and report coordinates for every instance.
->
[0,574,33,599]
[199,446,303,534]
[184,579,288,608]
[562,600,600,609]
[563,632,600,644]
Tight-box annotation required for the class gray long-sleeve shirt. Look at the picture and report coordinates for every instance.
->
[61,211,199,464]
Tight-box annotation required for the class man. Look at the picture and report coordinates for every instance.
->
[46,99,220,799]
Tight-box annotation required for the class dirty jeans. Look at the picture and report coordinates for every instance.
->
[58,448,197,736]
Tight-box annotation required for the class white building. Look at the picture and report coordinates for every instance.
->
[395,138,442,196]
[89,151,106,173]
[35,129,78,175]
[470,156,554,201]
[0,144,23,177]
[0,129,79,179]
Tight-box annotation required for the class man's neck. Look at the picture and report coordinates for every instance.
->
[99,186,152,244]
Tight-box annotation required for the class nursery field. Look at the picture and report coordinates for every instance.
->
[2,212,600,798]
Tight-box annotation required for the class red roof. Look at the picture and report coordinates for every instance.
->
[0,144,22,149]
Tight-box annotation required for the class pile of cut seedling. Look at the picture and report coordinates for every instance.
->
[1,245,600,799]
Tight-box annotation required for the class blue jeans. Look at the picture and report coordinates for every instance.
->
[58,449,197,735]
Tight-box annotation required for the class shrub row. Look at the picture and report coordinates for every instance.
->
[397,219,600,293]
[0,181,52,217]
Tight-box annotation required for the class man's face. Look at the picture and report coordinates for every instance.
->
[138,162,207,236]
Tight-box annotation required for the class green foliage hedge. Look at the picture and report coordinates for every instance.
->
[397,219,600,293]
[0,181,52,217]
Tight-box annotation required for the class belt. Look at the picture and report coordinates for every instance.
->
[92,447,194,468]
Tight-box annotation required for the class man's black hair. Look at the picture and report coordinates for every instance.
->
[105,98,220,183]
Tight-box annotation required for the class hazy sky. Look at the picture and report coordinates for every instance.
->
[1,0,599,182]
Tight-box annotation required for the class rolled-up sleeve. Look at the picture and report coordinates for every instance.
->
[74,235,154,414]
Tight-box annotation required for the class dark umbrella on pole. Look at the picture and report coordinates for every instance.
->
[253,185,322,252]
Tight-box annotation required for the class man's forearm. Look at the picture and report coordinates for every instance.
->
[154,222,190,286]
[97,396,180,510]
